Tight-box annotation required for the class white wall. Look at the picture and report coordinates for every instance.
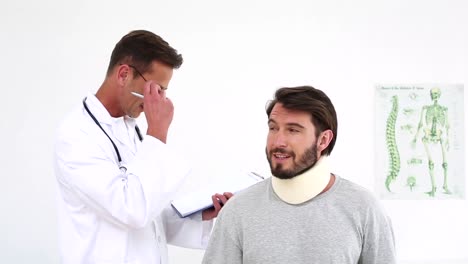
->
[1,0,467,263]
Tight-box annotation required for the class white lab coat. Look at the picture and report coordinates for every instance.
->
[54,94,212,264]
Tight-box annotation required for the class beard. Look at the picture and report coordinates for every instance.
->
[266,143,318,180]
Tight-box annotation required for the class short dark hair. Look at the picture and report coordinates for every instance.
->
[266,86,338,156]
[106,30,183,77]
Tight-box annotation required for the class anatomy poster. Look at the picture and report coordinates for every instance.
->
[375,84,465,199]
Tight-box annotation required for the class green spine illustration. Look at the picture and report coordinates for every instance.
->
[385,95,400,191]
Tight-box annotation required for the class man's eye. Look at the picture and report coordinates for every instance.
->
[288,128,299,133]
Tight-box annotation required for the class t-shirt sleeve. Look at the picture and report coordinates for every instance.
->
[359,199,397,264]
[202,202,242,264]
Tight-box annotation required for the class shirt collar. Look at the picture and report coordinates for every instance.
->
[84,92,138,128]
[84,93,122,125]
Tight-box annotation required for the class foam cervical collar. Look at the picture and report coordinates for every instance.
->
[271,156,331,204]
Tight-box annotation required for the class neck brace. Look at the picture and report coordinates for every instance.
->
[272,156,331,204]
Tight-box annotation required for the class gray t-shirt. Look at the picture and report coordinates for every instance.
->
[202,175,396,264]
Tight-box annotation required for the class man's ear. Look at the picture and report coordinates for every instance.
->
[317,130,333,154]
[116,64,130,85]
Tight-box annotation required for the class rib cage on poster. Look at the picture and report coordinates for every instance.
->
[375,84,465,200]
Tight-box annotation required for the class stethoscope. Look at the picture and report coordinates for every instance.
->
[83,97,143,171]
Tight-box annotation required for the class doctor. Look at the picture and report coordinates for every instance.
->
[54,30,231,264]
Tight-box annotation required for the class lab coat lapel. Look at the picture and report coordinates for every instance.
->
[112,117,140,157]
[85,94,137,156]
[84,94,114,126]
[111,118,131,147]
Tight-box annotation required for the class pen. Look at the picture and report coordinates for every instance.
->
[131,92,144,99]
[250,172,265,179]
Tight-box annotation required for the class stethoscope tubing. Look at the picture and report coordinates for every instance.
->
[82,98,143,164]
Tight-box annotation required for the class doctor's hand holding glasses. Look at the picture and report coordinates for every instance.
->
[125,63,233,221]
[124,63,173,144]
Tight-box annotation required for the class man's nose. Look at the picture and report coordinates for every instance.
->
[271,132,288,148]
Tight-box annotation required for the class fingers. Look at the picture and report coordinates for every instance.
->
[153,83,165,98]
[144,81,165,99]
[217,193,229,205]
[212,193,234,210]
[204,193,235,220]
[211,195,222,212]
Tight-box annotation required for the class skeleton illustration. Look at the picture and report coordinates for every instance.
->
[400,124,415,134]
[407,176,417,191]
[385,95,400,192]
[412,88,450,197]
[403,108,416,117]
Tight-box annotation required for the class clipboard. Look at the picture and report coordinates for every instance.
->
[170,172,265,218]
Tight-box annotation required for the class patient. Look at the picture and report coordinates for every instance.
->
[202,86,396,264]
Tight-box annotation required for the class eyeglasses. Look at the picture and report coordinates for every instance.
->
[127,64,168,91]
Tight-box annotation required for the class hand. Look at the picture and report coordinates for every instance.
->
[202,192,234,221]
[143,81,174,143]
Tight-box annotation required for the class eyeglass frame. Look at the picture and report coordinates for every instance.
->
[123,64,168,91]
